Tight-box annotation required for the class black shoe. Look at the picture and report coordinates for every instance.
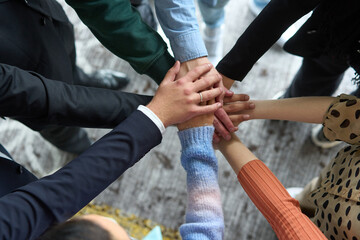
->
[87,69,130,90]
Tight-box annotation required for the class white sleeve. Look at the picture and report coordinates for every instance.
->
[137,105,166,135]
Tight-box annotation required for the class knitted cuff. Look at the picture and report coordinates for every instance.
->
[178,126,215,170]
[178,126,214,149]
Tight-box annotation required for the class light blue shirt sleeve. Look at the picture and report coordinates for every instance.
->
[155,0,208,62]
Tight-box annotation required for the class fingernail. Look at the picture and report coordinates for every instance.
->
[249,103,255,108]
[243,114,250,120]
[208,63,212,68]
[217,103,222,107]
[225,135,231,141]
[230,127,237,132]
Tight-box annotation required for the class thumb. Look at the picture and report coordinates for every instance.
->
[163,61,180,83]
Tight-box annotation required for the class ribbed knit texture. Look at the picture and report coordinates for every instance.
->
[238,160,327,240]
[178,126,224,240]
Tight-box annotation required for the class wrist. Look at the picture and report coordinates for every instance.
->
[221,74,235,89]
[177,114,214,131]
[179,57,211,75]
[217,133,241,153]
[146,102,170,128]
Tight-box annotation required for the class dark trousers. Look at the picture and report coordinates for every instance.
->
[284,54,357,98]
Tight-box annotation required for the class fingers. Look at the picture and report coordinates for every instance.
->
[192,102,222,116]
[198,88,223,103]
[213,79,225,105]
[184,63,212,82]
[224,88,234,97]
[213,116,231,141]
[163,61,180,83]
[215,84,226,105]
[193,73,221,92]
[229,114,250,126]
[223,101,255,113]
[215,108,237,132]
[224,94,250,103]
[213,132,221,143]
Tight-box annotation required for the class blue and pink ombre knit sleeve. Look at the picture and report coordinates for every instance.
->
[178,126,224,240]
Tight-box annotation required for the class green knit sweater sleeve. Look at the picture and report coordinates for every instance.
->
[65,0,175,84]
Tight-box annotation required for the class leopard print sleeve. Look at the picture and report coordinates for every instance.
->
[323,94,360,145]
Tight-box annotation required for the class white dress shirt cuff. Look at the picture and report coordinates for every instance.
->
[0,151,12,161]
[137,105,166,135]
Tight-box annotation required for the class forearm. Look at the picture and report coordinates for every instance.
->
[216,0,319,81]
[178,127,224,240]
[0,64,152,130]
[65,0,174,83]
[242,97,334,123]
[219,135,326,239]
[155,0,207,62]
[219,97,336,171]
[218,133,256,174]
[0,111,162,240]
[238,160,327,240]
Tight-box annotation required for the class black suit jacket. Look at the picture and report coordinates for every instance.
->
[217,0,360,81]
[0,3,158,237]
[0,110,162,240]
[0,158,38,198]
[0,64,152,130]
[0,0,153,131]
[0,64,153,234]
[0,0,76,84]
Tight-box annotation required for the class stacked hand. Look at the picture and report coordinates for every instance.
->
[222,94,256,125]
[176,57,224,130]
[212,74,255,143]
[213,93,255,142]
[170,58,255,133]
[147,61,223,127]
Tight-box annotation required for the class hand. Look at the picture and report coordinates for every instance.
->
[213,94,255,143]
[179,57,226,103]
[147,61,223,127]
[223,93,256,125]
[177,97,216,131]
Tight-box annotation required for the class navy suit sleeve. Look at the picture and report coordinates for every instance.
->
[0,63,152,130]
[0,110,162,240]
[216,0,320,81]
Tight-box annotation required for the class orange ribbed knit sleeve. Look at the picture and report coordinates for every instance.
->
[238,160,326,240]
